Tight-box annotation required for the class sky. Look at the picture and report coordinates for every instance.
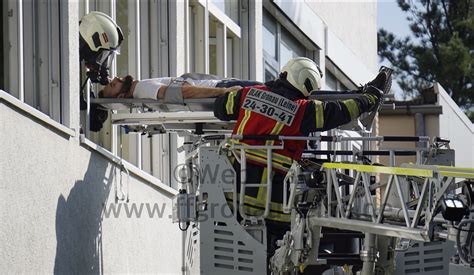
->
[377,0,413,39]
[377,0,413,99]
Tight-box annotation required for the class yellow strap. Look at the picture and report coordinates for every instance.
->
[323,162,433,177]
[235,148,292,168]
[256,168,270,203]
[257,121,284,203]
[439,171,474,179]
[242,152,290,172]
[436,165,474,172]
[435,165,474,178]
[342,99,360,120]
[313,100,324,129]
[226,91,236,115]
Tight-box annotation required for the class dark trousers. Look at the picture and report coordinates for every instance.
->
[216,79,262,88]
[231,161,290,270]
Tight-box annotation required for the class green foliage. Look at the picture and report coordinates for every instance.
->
[378,0,473,120]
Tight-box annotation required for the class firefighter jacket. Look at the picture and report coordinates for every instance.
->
[213,78,377,222]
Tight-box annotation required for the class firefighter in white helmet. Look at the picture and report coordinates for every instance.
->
[280,56,323,96]
[79,11,124,131]
[214,56,388,264]
[79,11,123,85]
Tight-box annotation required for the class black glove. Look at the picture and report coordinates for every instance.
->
[364,85,383,100]
[362,71,388,111]
[362,86,383,112]
[366,71,388,92]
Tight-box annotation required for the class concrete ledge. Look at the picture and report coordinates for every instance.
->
[0,89,76,137]
[80,135,178,197]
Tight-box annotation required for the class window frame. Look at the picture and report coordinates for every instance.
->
[261,7,317,82]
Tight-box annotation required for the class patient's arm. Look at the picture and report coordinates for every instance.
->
[157,83,242,99]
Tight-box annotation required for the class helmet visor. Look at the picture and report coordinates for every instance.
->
[95,49,118,67]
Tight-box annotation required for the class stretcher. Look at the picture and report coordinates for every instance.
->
[91,67,392,134]
[91,97,235,133]
[91,92,377,134]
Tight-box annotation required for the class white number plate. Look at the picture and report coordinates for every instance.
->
[242,88,300,126]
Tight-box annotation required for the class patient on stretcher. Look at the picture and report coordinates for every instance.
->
[98,74,261,101]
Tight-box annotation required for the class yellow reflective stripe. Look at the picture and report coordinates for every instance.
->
[366,94,377,105]
[342,99,360,120]
[236,109,251,134]
[313,100,324,129]
[237,148,292,168]
[226,91,236,115]
[266,122,284,146]
[256,168,269,202]
[323,162,433,177]
[242,195,289,222]
[243,152,290,172]
[257,122,285,200]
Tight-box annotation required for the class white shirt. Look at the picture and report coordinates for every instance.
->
[133,77,221,99]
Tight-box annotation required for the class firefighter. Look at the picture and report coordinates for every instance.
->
[79,11,124,131]
[79,11,123,85]
[213,57,388,261]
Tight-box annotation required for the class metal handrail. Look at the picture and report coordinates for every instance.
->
[229,142,284,223]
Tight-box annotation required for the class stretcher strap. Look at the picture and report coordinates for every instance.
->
[164,77,185,104]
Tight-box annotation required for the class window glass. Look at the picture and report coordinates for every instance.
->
[116,0,129,77]
[265,65,278,82]
[280,28,305,69]
[325,70,337,90]
[210,0,239,24]
[262,10,277,60]
[263,8,310,81]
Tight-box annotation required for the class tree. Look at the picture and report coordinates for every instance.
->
[378,0,473,120]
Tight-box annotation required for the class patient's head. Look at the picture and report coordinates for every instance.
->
[98,75,134,98]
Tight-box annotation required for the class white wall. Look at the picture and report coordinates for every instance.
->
[435,83,474,168]
[272,0,377,86]
[0,99,182,274]
[305,0,378,72]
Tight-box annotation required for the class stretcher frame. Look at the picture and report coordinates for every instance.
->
[91,91,380,134]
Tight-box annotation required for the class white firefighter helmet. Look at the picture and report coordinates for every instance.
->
[79,11,123,66]
[280,57,322,97]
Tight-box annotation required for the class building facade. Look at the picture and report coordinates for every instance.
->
[1,1,377,273]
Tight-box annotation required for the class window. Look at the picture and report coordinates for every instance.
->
[189,1,242,78]
[262,9,311,82]
[2,0,62,122]
[209,0,239,24]
[325,59,357,91]
[325,70,349,91]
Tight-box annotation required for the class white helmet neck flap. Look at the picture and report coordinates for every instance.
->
[280,57,322,97]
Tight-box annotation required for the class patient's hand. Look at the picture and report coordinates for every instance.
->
[224,85,243,94]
